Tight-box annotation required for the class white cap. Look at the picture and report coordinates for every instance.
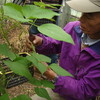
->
[66,0,100,12]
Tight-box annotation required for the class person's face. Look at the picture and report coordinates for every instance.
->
[79,12,100,35]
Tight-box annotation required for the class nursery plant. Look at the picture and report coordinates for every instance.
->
[0,1,74,100]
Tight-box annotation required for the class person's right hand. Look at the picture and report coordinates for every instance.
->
[29,34,43,46]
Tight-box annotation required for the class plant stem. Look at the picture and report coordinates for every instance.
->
[29,19,39,27]
[0,65,7,95]
[0,6,17,55]
[0,6,11,47]
[4,0,7,4]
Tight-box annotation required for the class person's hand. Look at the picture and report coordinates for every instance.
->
[34,63,57,80]
[43,68,58,80]
[29,34,43,46]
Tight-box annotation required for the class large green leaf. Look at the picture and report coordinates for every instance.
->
[37,62,47,74]
[4,3,22,12]
[26,54,48,74]
[31,52,51,63]
[41,80,54,89]
[26,55,38,66]
[3,60,33,79]
[0,93,10,100]
[38,23,74,44]
[22,5,59,19]
[3,3,30,22]
[14,56,32,67]
[12,95,32,100]
[34,87,51,100]
[0,44,16,61]
[49,64,73,77]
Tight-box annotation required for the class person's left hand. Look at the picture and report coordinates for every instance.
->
[43,68,58,80]
[34,62,57,80]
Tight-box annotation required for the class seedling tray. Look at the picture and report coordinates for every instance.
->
[30,0,62,4]
[35,18,57,25]
[0,56,34,88]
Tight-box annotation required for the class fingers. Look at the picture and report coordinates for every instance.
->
[29,34,35,42]
[29,34,43,46]
[43,68,57,80]
[34,65,57,80]
[34,67,41,73]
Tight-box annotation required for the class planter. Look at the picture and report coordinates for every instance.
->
[0,53,34,89]
[30,0,62,4]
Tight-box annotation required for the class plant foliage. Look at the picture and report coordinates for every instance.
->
[0,1,74,100]
[3,3,74,44]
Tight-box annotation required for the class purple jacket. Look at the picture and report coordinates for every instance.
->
[36,21,100,100]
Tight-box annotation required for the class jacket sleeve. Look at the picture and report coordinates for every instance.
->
[35,21,80,55]
[53,65,100,100]
[35,34,62,55]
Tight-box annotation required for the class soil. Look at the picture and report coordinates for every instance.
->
[7,72,42,99]
[7,82,35,98]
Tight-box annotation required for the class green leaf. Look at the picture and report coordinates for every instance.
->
[3,60,33,79]
[34,2,60,9]
[50,4,62,7]
[0,93,10,100]
[26,55,38,66]
[32,52,51,63]
[29,77,41,86]
[37,62,47,74]
[0,86,6,95]
[0,44,16,61]
[0,85,5,94]
[26,54,48,74]
[22,5,59,19]
[0,66,6,86]
[49,64,73,77]
[34,2,47,8]
[12,95,32,100]
[3,3,30,22]
[0,76,6,94]
[35,87,51,100]
[38,23,74,44]
[0,73,6,94]
[4,3,22,12]
[14,56,32,67]
[41,80,55,89]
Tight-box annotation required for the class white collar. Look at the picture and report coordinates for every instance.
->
[81,33,100,46]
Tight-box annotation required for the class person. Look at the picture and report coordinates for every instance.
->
[29,0,100,100]
[29,25,59,65]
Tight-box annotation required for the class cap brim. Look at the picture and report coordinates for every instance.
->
[66,0,100,12]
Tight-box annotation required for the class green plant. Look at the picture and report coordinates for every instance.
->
[0,1,74,100]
